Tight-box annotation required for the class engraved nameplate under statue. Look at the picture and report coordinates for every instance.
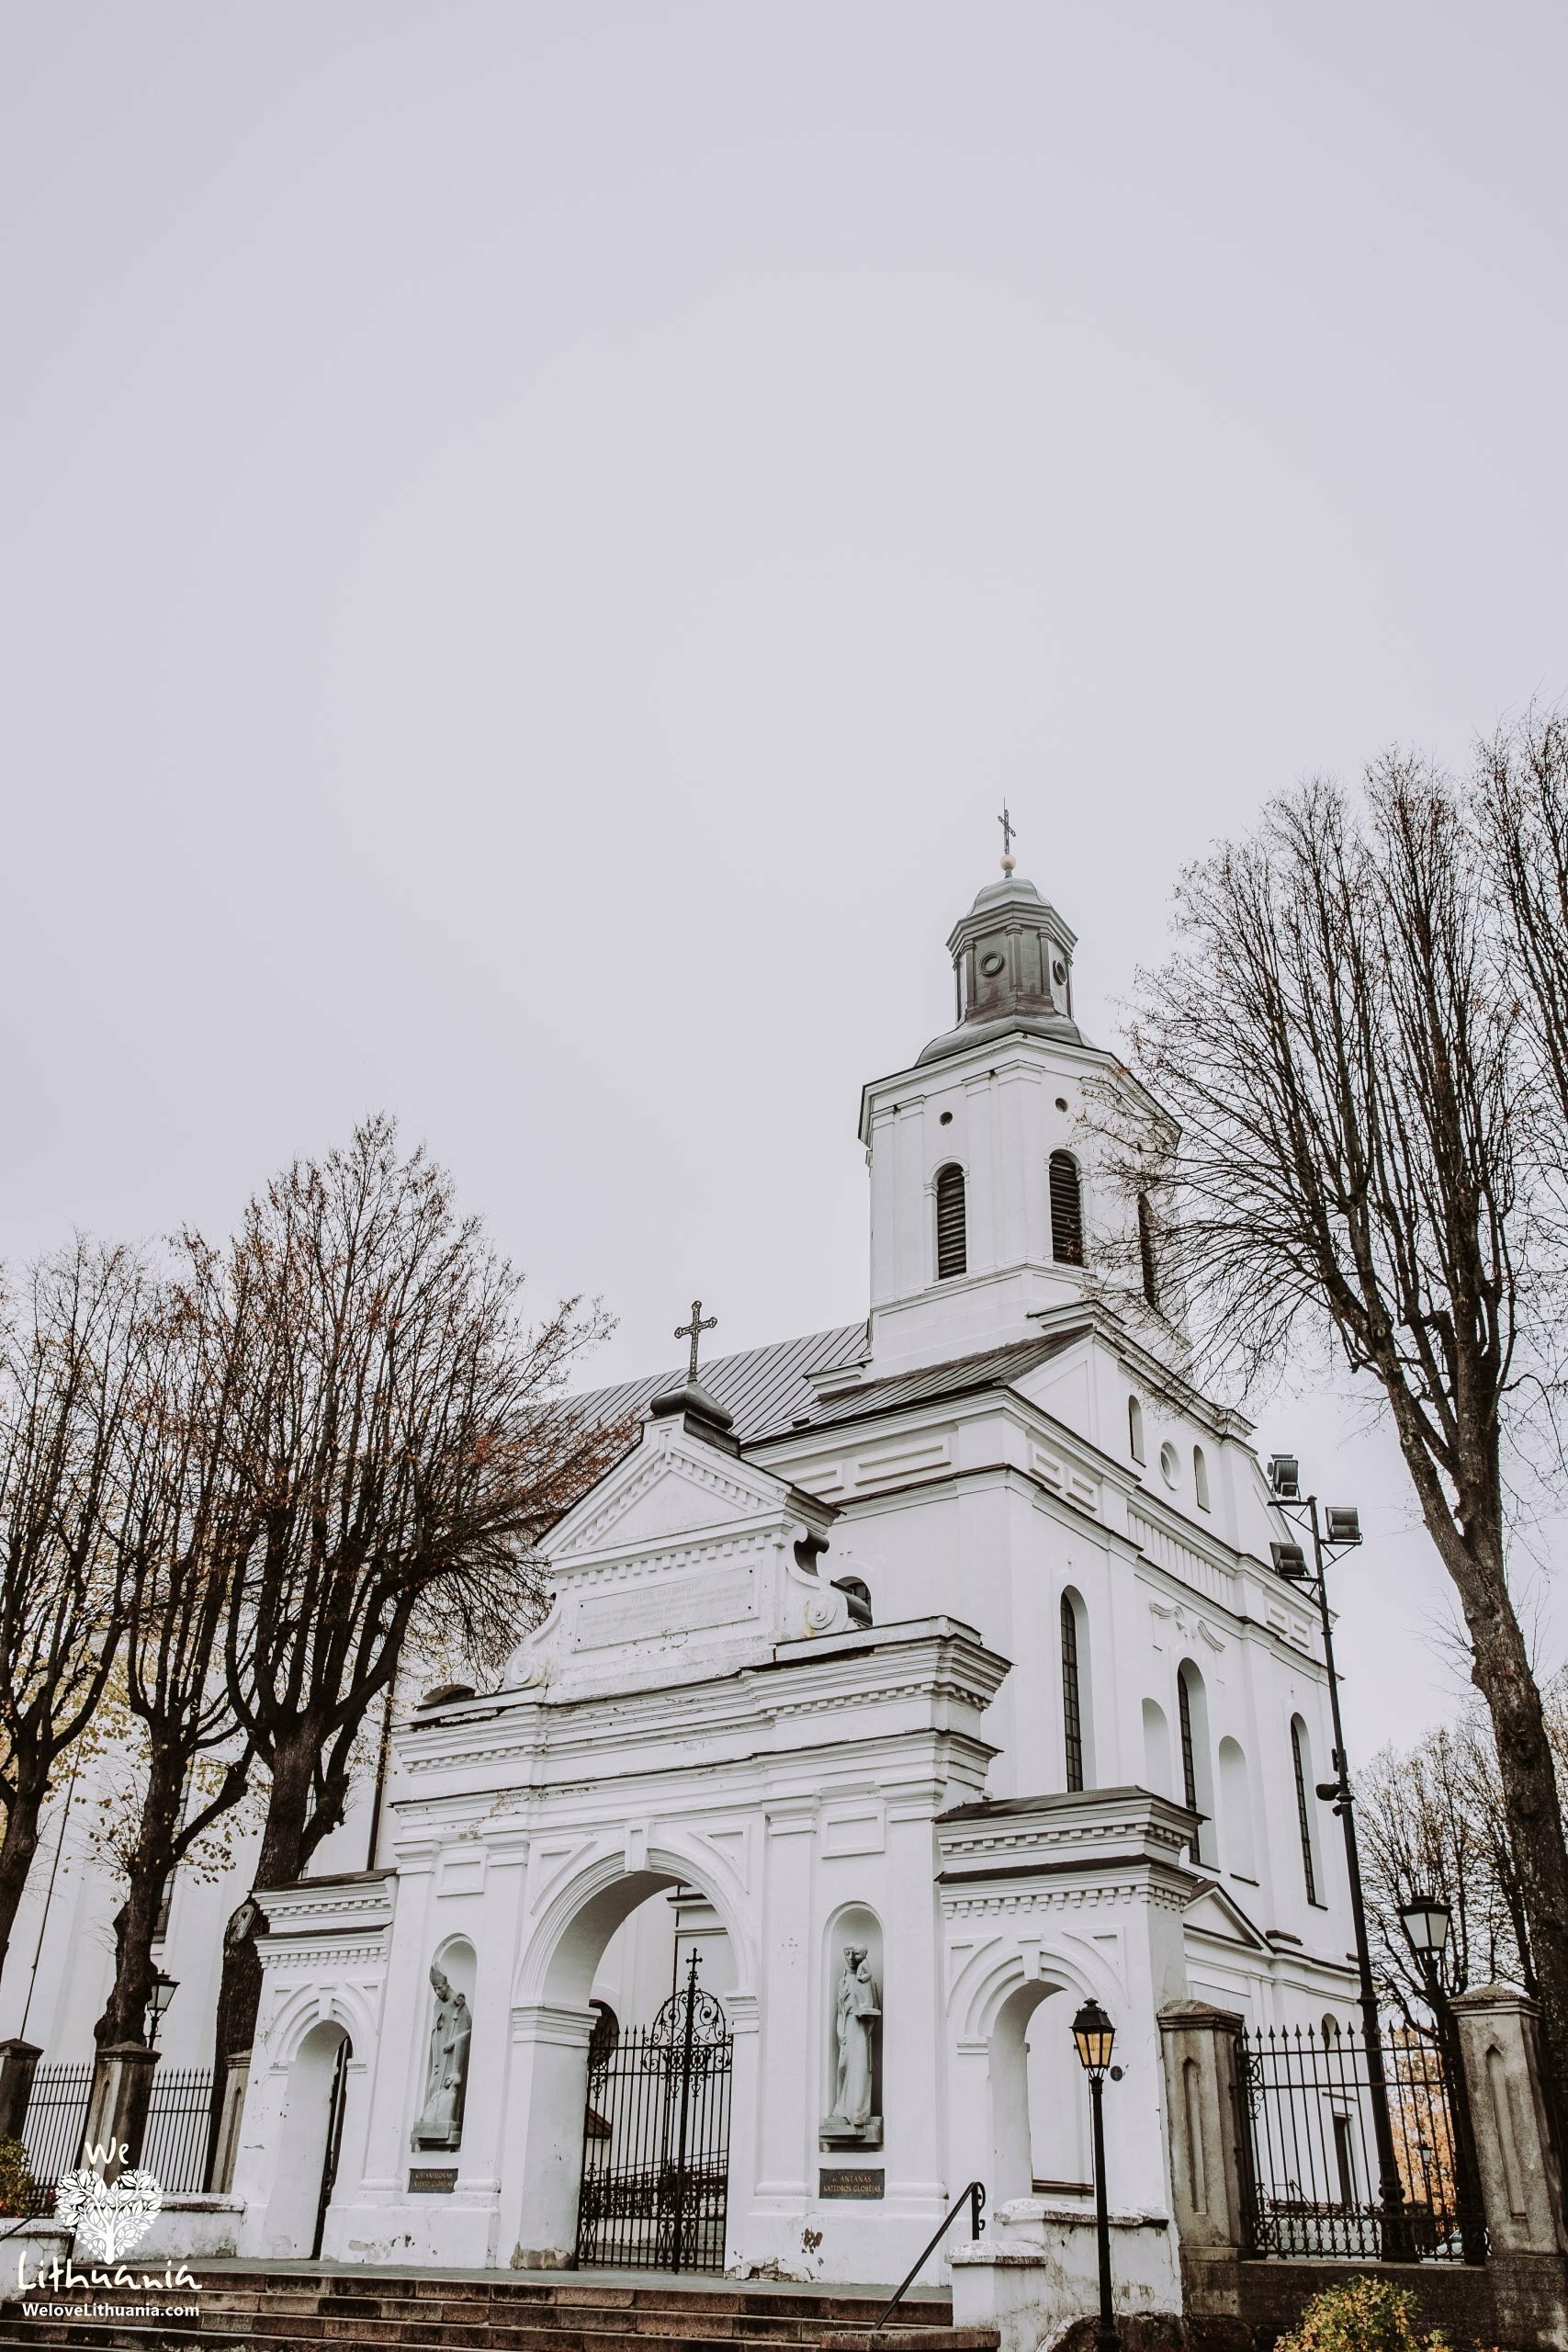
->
[820,1942,883,2150]
[411,1964,472,2151]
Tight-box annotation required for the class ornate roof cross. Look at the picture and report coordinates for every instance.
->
[998,804,1017,873]
[674,1298,717,1385]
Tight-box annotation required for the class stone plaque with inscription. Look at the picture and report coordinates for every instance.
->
[409,2165,458,2194]
[819,2166,885,2199]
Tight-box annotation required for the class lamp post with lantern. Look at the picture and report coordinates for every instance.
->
[145,1969,177,2050]
[1397,1894,1486,2263]
[1072,1998,1120,2352]
[1267,1455,1413,2261]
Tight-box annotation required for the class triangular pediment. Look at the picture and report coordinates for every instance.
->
[548,1424,798,1562]
[1183,1878,1269,1951]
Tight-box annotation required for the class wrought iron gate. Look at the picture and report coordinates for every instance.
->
[575,1950,733,2273]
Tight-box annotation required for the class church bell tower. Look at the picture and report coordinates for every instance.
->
[855,838,1140,1379]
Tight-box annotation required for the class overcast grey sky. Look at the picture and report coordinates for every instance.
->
[5,2,1566,1755]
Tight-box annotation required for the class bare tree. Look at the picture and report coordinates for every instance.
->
[1122,757,1568,2115]
[1476,706,1568,1244]
[1359,1714,1529,2027]
[0,1243,143,1975]
[197,1117,626,2109]
[91,1279,259,2049]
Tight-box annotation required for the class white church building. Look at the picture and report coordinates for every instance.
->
[3,861,1359,2296]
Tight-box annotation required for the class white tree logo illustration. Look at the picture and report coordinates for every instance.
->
[54,2166,164,2264]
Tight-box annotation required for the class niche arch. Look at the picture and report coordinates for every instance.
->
[412,1933,477,2153]
[821,1902,885,2143]
[1142,1697,1171,1796]
[988,1978,1090,2202]
[1217,1736,1256,1878]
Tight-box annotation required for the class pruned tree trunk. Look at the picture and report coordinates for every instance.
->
[0,1782,45,1979]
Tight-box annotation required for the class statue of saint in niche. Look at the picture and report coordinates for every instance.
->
[820,1943,883,2149]
[411,1964,473,2150]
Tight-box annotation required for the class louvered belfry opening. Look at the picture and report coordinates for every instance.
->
[1048,1150,1084,1265]
[934,1163,966,1280]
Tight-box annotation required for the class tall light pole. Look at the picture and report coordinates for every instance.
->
[1072,1998,1120,2352]
[1268,1458,1412,2263]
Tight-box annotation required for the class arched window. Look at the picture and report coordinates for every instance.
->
[1292,1715,1324,1905]
[1193,1444,1211,1511]
[1177,1660,1213,1863]
[1048,1151,1084,1266]
[935,1164,966,1280]
[1138,1193,1159,1309]
[1061,1592,1084,1792]
[1128,1395,1145,1463]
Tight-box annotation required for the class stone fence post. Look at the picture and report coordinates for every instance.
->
[1450,1985,1567,2256]
[79,2044,160,2182]
[0,2038,42,2144]
[1157,2000,1247,2314]
[208,2047,252,2193]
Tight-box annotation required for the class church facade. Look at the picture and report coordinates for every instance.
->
[222,862,1357,2287]
[1,863,1359,2301]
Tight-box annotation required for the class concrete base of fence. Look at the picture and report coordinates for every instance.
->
[86,2194,245,2265]
[0,2221,72,2292]
[1181,2253,1568,2352]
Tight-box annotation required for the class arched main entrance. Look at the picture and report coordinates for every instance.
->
[507,1855,750,2276]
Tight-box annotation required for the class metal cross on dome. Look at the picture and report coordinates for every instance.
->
[674,1298,717,1385]
[998,804,1017,866]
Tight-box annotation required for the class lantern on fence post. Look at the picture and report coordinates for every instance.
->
[1072,2001,1120,2352]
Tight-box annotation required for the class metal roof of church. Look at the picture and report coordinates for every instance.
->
[572,1320,870,1447]
[570,1321,1084,1451]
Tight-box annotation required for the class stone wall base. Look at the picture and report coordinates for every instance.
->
[1182,2253,1568,2352]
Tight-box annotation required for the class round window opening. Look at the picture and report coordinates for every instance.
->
[979,952,1006,978]
[1159,1442,1180,1488]
[1055,1096,1068,1112]
[940,1111,953,1126]
[1053,959,1067,983]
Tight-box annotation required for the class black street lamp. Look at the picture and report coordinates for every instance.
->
[146,1969,177,2049]
[1268,1459,1413,2263]
[1396,1894,1486,2263]
[1072,1999,1120,2352]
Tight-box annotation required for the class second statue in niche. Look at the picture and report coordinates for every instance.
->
[820,1942,883,2149]
[412,1964,473,2151]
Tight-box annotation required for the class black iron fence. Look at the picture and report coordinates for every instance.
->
[576,1955,733,2272]
[17,2064,91,2215]
[1237,2018,1484,2264]
[17,2061,213,2216]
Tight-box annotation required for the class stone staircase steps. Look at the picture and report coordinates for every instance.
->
[0,2267,995,2352]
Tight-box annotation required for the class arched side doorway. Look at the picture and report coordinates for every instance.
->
[989,1981,1090,2203]
[507,1857,751,2276]
[264,2019,354,2258]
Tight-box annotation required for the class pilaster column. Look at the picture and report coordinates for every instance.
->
[884,1801,945,2210]
[752,1804,816,2208]
[502,2001,595,2267]
[356,1851,434,2198]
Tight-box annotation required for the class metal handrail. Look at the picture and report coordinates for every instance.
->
[871,2179,987,2335]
